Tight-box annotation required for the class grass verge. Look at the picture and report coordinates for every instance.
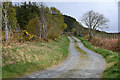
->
[75,35,120,78]
[2,35,70,78]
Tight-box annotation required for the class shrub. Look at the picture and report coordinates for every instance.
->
[23,30,38,41]
[90,37,120,52]
[26,16,40,36]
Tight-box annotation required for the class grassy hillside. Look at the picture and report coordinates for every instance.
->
[75,36,120,78]
[2,35,70,78]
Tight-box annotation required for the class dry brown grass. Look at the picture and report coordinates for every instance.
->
[90,37,120,52]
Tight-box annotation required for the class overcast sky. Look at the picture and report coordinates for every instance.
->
[10,0,119,33]
[44,2,119,33]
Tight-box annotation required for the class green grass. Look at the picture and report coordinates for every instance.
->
[75,35,120,78]
[72,37,87,55]
[2,35,70,78]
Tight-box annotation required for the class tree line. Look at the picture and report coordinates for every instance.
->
[63,15,83,36]
[2,2,67,43]
[63,12,120,39]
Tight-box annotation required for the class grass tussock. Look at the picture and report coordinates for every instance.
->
[2,35,70,78]
[75,35,120,78]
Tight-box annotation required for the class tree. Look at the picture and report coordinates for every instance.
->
[37,5,66,39]
[73,21,81,35]
[2,2,10,43]
[25,3,67,40]
[27,16,40,36]
[38,4,47,40]
[15,2,39,30]
[2,2,17,43]
[63,15,77,32]
[49,7,66,38]
[8,3,17,36]
[0,2,2,43]
[81,10,109,40]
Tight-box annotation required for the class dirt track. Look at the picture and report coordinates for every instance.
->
[24,36,106,78]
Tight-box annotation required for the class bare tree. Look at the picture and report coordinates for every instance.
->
[81,10,109,40]
[38,3,43,40]
[2,2,10,43]
[38,3,47,40]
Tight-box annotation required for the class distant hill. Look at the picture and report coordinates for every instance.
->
[63,15,77,32]
[63,15,89,35]
[63,15,120,38]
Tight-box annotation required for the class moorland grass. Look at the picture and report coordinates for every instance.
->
[2,35,70,78]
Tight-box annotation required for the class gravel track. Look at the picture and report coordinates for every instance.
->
[24,36,106,78]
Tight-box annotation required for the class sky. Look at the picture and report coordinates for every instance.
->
[10,0,120,33]
[44,2,119,33]
[118,1,120,32]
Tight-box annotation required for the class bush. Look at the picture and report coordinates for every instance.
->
[23,30,38,41]
[90,37,120,52]
[26,16,40,36]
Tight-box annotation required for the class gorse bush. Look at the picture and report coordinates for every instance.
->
[23,30,38,41]
[2,30,38,44]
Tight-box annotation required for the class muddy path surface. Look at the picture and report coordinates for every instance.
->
[24,36,106,78]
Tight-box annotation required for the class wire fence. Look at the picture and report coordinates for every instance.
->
[80,29,120,39]
[92,31,120,39]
